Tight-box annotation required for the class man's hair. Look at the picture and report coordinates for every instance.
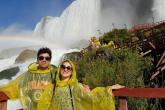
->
[37,47,52,59]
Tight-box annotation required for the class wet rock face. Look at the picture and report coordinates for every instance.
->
[62,52,82,61]
[15,49,37,64]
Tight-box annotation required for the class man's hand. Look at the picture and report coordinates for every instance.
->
[107,84,125,95]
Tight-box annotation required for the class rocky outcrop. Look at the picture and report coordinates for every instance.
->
[15,49,37,64]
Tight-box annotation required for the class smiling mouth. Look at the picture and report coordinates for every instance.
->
[41,61,47,63]
[63,71,70,74]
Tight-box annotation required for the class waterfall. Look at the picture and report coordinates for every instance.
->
[34,0,101,48]
[152,0,165,21]
[34,0,165,49]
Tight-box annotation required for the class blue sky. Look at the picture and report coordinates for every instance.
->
[0,0,72,30]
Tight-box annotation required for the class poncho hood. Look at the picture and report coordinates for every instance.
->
[56,59,78,87]
[28,62,54,74]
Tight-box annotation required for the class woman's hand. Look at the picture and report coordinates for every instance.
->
[111,84,125,90]
[83,85,91,93]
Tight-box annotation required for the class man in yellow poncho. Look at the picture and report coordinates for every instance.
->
[0,47,56,110]
[37,59,124,110]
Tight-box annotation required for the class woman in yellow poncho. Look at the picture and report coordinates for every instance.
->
[37,59,124,110]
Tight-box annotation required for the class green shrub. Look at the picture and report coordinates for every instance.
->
[67,48,155,109]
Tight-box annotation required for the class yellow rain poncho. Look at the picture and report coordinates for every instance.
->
[0,62,55,110]
[37,60,115,110]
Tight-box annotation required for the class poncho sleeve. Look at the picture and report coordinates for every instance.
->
[73,84,115,110]
[0,73,25,100]
[91,86,115,110]
[72,83,94,110]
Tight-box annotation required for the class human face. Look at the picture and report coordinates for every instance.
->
[37,53,51,70]
[60,62,72,80]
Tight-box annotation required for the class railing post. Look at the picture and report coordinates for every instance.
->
[119,97,128,110]
[0,101,7,110]
[0,92,9,110]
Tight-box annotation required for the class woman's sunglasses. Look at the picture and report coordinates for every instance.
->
[61,64,72,71]
[38,56,51,61]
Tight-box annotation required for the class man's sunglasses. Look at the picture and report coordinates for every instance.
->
[61,64,72,71]
[38,56,51,61]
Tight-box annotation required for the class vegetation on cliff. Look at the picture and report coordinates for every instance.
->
[64,27,164,109]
